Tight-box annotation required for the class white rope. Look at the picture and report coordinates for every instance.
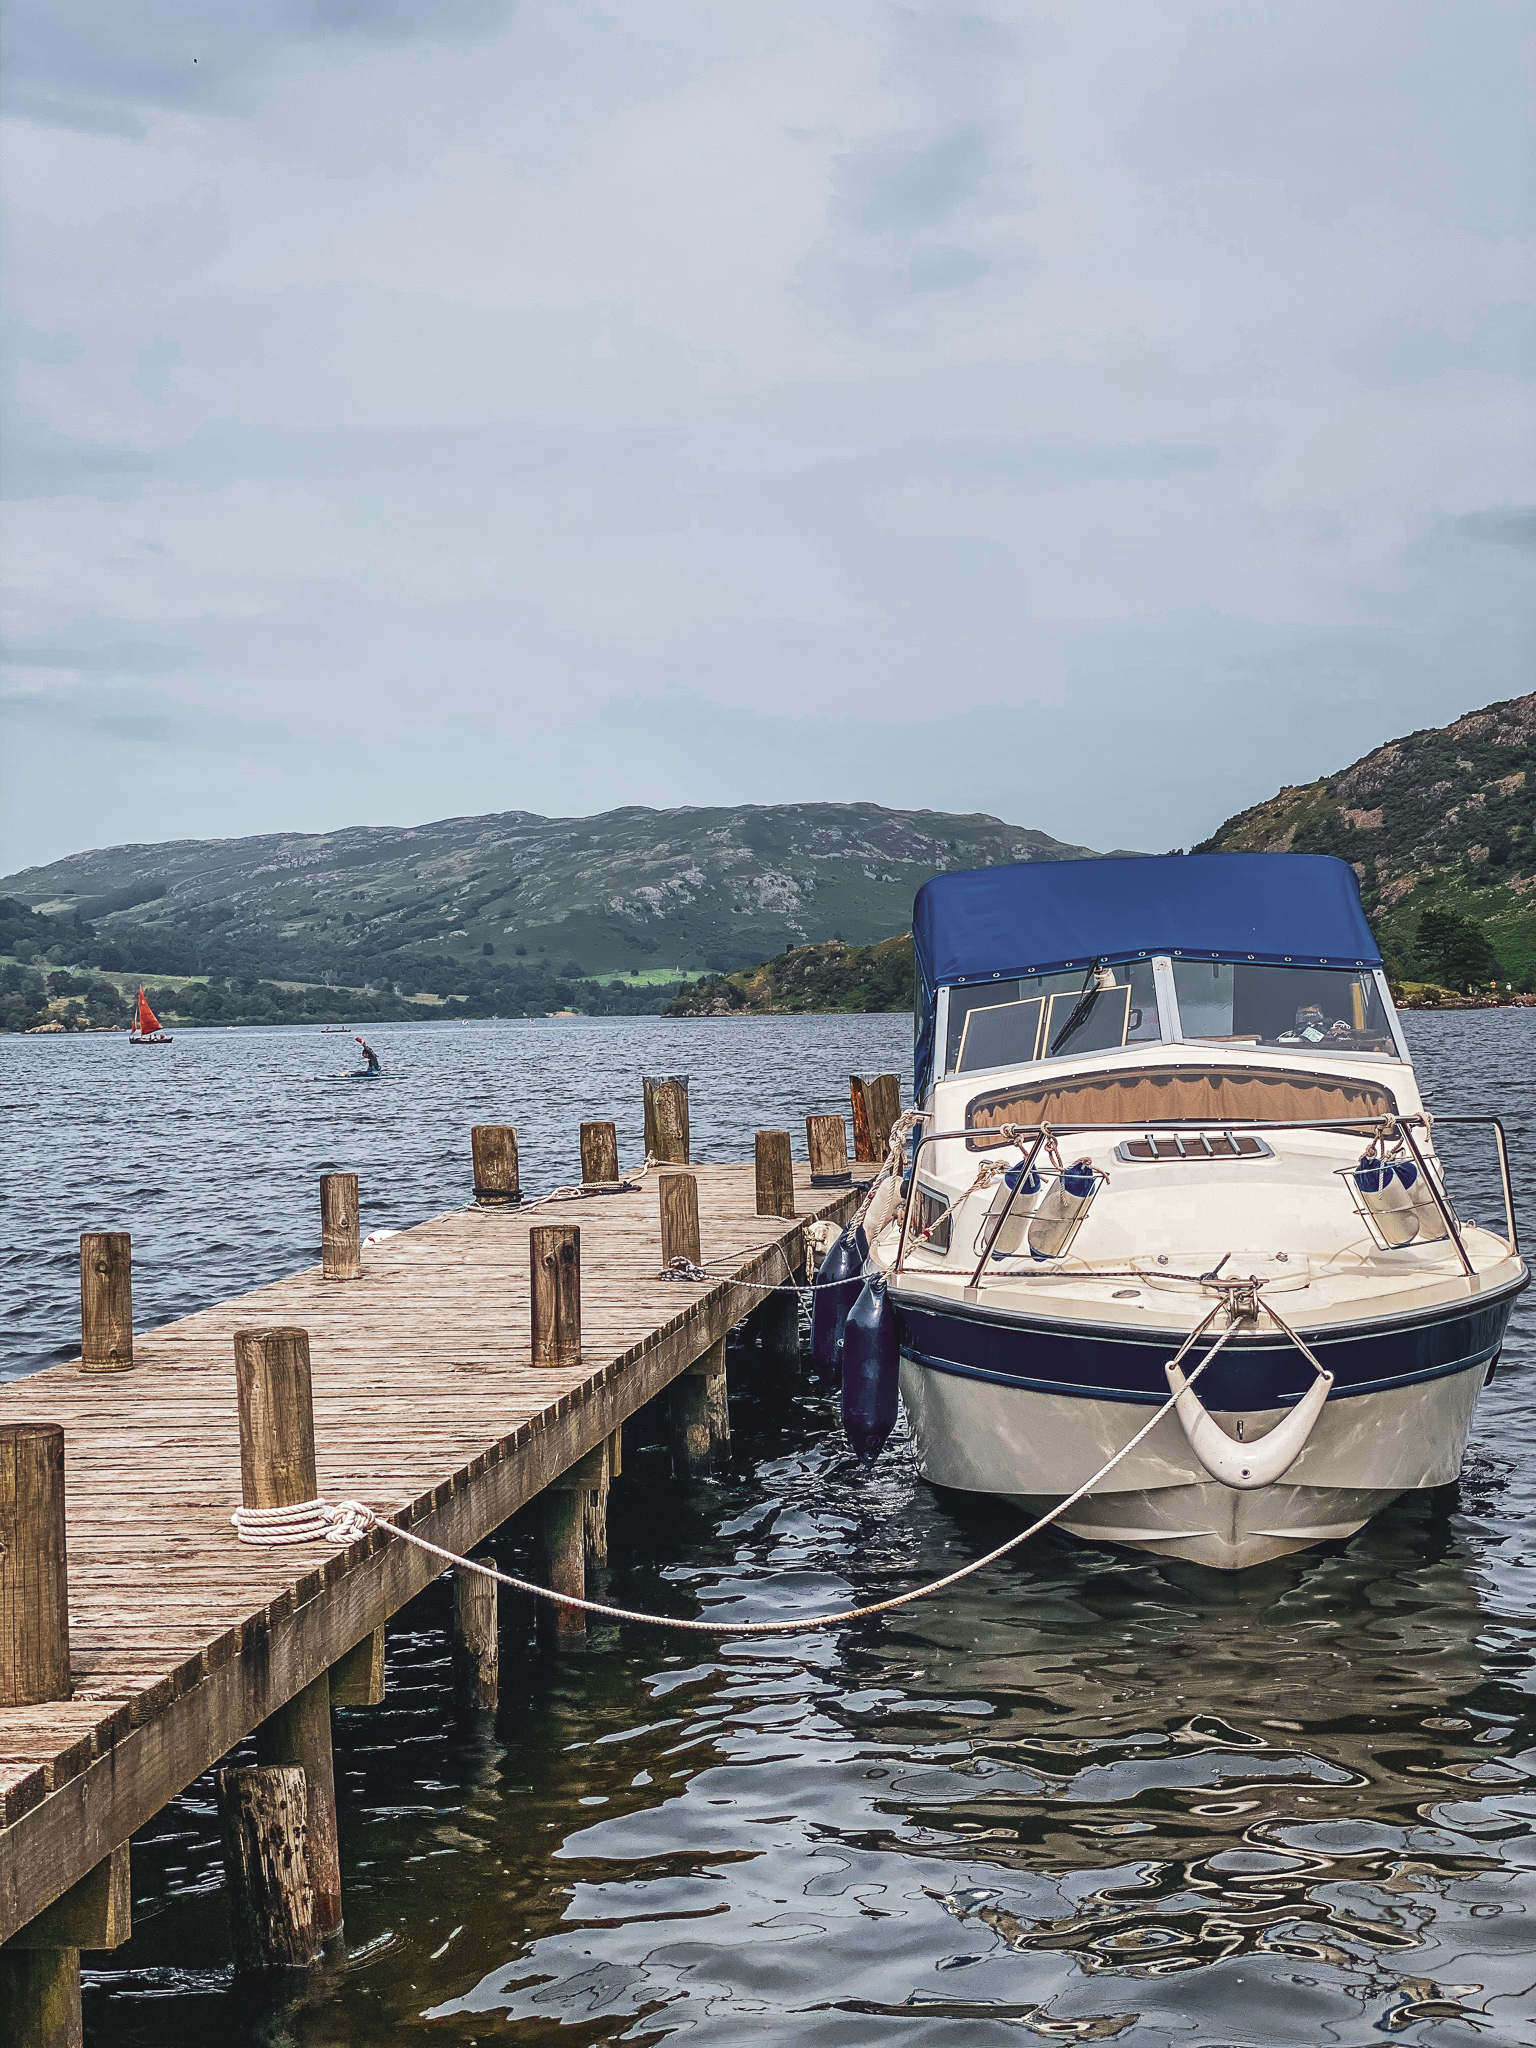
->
[230,1500,359,1546]
[229,1307,1240,1633]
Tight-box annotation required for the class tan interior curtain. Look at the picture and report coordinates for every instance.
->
[966,1066,1396,1146]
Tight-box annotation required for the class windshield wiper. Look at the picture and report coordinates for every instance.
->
[1049,959,1102,1057]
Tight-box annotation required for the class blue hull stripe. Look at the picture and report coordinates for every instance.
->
[893,1290,1520,1412]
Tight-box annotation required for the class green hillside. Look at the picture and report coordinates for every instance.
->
[1194,691,1535,989]
[667,934,916,1017]
[0,803,1104,1010]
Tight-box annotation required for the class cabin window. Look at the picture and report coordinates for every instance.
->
[944,958,1163,1075]
[1170,962,1396,1057]
[913,1183,952,1251]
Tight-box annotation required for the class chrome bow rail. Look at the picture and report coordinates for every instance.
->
[887,1112,1518,1287]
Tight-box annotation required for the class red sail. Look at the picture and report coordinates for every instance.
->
[136,988,163,1035]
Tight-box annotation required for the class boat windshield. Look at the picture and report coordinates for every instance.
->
[1171,961,1396,1056]
[940,958,1399,1077]
[945,959,1164,1074]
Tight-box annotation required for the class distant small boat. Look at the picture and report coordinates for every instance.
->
[129,988,172,1046]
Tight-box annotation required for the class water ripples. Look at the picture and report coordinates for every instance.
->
[4,1011,1533,2044]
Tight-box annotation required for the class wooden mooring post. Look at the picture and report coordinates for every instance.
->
[530,1226,581,1366]
[1,1423,70,1709]
[643,1075,690,1164]
[319,1173,361,1281]
[472,1124,520,1203]
[580,1119,620,1186]
[224,1327,343,1956]
[806,1114,851,1186]
[850,1073,901,1164]
[754,1131,795,1219]
[658,1170,701,1270]
[0,1422,87,2047]
[79,1233,132,1373]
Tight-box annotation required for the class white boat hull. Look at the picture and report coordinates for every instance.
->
[899,1355,1489,1570]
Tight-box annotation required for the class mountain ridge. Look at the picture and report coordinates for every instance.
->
[1195,690,1535,984]
[0,801,1115,997]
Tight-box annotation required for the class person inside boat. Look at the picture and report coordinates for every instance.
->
[354,1037,381,1075]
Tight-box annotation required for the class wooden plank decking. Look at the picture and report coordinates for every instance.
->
[0,1162,863,1942]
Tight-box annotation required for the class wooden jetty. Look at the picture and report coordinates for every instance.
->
[0,1075,901,2044]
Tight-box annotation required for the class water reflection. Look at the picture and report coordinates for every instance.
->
[410,1418,1529,2047]
[5,1010,1527,2044]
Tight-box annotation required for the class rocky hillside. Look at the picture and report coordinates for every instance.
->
[1,803,1105,994]
[667,934,916,1017]
[1194,692,1535,987]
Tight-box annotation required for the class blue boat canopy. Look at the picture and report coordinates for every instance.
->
[912,853,1381,1100]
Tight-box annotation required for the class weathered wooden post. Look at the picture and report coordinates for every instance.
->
[754,1131,796,1219]
[806,1114,851,1185]
[671,1340,729,1477]
[653,1172,727,1468]
[875,1073,903,1149]
[2,1841,131,2046]
[642,1075,690,1164]
[79,1233,132,1372]
[580,1119,620,1186]
[530,1226,581,1366]
[850,1073,901,1164]
[319,1173,361,1281]
[452,1568,498,1709]
[1,1423,71,1709]
[225,1327,343,1954]
[0,1948,83,2048]
[579,1440,611,1566]
[537,1462,596,1649]
[471,1124,520,1203]
[658,1171,701,1270]
[216,1767,317,1973]
[0,1423,79,2045]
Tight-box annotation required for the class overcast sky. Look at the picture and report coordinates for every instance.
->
[2,1,1532,874]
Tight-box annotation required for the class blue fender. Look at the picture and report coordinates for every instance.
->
[810,1225,867,1379]
[841,1274,901,1462]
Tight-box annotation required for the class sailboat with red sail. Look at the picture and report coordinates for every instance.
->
[129,987,172,1046]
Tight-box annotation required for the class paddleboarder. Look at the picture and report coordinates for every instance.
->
[354,1036,381,1076]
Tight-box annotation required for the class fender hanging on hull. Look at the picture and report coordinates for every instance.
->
[841,1274,901,1461]
[810,1225,867,1379]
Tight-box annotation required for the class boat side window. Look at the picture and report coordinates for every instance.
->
[944,959,1163,1074]
[1170,962,1397,1055]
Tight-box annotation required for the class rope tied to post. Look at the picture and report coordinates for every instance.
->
[227,1306,1270,1635]
[229,1499,374,1546]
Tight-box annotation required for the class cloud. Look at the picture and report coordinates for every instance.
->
[1,0,1532,871]
[1455,506,1536,551]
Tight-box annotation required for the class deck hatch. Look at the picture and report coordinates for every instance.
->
[1113,1132,1273,1163]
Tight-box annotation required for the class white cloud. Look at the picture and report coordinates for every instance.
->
[1,0,1532,869]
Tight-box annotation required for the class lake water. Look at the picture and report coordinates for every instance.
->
[3,1012,1534,2046]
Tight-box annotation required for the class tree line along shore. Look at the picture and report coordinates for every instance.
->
[5,901,1531,1036]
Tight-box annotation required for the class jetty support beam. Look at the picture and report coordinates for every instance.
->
[671,1336,729,1476]
[0,1843,130,2048]
[452,1569,498,1710]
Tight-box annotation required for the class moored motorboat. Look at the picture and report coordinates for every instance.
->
[128,986,172,1045]
[848,853,1526,1570]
